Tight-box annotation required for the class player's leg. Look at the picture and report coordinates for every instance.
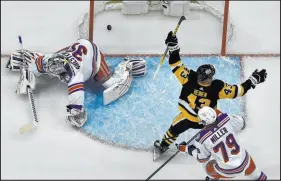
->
[158,112,204,151]
[244,156,267,180]
[93,51,111,84]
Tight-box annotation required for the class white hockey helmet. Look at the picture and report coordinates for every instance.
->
[198,106,217,125]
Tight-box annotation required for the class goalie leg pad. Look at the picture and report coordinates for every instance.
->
[102,61,133,105]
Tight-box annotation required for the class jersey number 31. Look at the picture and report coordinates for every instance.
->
[213,133,240,163]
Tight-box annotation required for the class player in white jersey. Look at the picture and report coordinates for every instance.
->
[177,107,267,180]
[7,38,146,128]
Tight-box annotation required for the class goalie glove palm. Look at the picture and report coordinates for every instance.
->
[165,31,180,53]
[249,69,267,89]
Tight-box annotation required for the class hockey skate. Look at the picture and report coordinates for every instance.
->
[153,140,169,161]
[205,176,219,181]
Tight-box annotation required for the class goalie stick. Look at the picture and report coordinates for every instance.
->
[17,36,39,134]
[146,132,199,180]
[153,16,186,80]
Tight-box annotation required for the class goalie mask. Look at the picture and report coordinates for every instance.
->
[196,64,216,84]
[47,54,68,75]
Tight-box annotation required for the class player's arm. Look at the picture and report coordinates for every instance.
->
[66,70,87,127]
[217,69,267,99]
[165,31,190,85]
[177,140,211,163]
[192,141,211,163]
[229,115,246,133]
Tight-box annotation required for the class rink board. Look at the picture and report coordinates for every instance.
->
[82,56,245,150]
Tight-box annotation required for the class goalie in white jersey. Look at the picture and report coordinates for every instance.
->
[7,38,146,128]
[177,107,267,180]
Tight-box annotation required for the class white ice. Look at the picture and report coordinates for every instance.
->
[1,1,280,179]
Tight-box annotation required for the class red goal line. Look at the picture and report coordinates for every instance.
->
[103,53,280,58]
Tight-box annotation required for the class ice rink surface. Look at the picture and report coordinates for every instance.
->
[83,56,243,150]
[1,1,280,179]
[1,56,280,179]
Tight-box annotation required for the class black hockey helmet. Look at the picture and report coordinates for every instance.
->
[196,64,216,83]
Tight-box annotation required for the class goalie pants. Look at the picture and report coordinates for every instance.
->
[93,51,111,84]
[161,112,204,148]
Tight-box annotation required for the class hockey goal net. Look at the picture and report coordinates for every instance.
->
[78,0,233,56]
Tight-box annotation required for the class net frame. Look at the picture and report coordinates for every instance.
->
[79,0,233,56]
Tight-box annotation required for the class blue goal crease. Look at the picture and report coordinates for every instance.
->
[83,56,244,150]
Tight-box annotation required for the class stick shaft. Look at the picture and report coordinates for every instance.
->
[153,16,186,80]
[17,35,39,133]
[146,132,199,180]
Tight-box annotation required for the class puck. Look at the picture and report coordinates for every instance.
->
[107,25,112,31]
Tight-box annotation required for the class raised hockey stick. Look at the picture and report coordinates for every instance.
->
[146,132,199,181]
[153,16,186,80]
[18,36,39,134]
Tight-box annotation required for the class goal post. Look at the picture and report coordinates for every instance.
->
[221,0,230,56]
[89,0,94,42]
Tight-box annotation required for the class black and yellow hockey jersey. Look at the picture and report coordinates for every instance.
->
[168,50,253,123]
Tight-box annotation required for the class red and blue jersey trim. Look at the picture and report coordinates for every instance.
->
[35,56,45,73]
[68,82,84,95]
[215,151,249,175]
[257,172,267,180]
[197,114,230,144]
[89,42,98,79]
[197,154,211,163]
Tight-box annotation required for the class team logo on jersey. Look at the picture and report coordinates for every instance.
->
[62,52,80,69]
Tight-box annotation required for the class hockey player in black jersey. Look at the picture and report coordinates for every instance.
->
[153,31,267,158]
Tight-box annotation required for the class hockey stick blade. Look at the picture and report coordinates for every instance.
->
[19,122,37,134]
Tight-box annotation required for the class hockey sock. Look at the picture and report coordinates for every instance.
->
[161,128,178,148]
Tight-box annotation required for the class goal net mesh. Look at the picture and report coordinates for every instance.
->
[78,0,234,55]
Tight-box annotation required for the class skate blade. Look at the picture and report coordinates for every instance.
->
[153,147,161,161]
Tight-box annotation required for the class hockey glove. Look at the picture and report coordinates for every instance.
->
[16,68,36,94]
[176,141,188,153]
[165,31,180,53]
[248,69,267,89]
[187,145,197,156]
[66,105,87,127]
